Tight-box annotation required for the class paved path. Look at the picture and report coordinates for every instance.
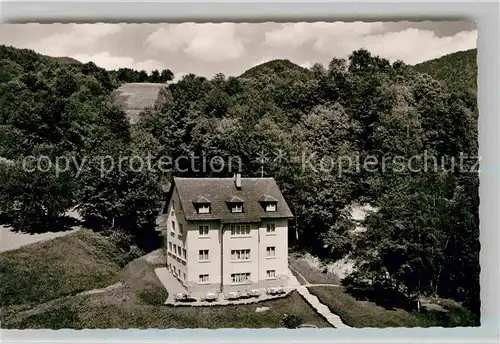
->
[0,225,79,253]
[154,267,186,302]
[288,265,349,328]
[0,207,82,253]
[296,286,350,328]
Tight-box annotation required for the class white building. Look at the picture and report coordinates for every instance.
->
[157,174,294,293]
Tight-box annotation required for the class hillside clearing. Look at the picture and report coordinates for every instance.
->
[114,83,165,124]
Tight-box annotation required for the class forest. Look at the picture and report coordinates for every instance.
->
[0,45,479,318]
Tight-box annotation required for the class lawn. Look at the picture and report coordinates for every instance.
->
[0,229,127,307]
[289,253,478,328]
[308,286,479,328]
[2,236,331,329]
[289,254,340,285]
[6,290,332,329]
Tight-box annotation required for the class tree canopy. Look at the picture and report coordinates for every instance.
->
[0,45,479,317]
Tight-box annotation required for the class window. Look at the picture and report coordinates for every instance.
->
[199,249,209,261]
[230,224,251,236]
[178,223,183,238]
[265,203,277,212]
[231,249,251,261]
[198,204,210,214]
[170,231,175,237]
[171,200,175,215]
[266,270,276,279]
[266,246,276,257]
[266,222,276,233]
[230,203,243,213]
[182,248,186,259]
[199,225,209,236]
[183,272,186,281]
[231,272,251,284]
[199,274,209,283]
[168,242,172,251]
[177,246,182,256]
[174,244,178,255]
[171,221,176,231]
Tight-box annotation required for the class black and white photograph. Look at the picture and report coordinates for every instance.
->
[0,21,479,329]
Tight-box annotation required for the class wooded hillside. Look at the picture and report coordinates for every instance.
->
[0,45,479,318]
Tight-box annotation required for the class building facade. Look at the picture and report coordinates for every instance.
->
[157,175,293,293]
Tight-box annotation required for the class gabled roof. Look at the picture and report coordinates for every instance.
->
[194,196,211,203]
[170,177,293,222]
[258,195,278,202]
[226,195,244,203]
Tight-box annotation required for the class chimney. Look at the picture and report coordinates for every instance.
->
[234,173,241,189]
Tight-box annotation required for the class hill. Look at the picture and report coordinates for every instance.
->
[0,229,127,307]
[48,55,82,65]
[240,59,312,79]
[413,49,477,94]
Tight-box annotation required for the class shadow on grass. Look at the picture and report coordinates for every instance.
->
[341,285,480,327]
[344,285,414,311]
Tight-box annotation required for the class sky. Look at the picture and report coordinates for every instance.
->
[1,21,477,81]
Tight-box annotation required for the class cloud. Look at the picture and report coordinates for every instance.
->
[72,52,165,72]
[264,22,477,64]
[341,28,477,64]
[145,23,245,62]
[265,22,384,49]
[22,24,122,57]
[300,61,314,69]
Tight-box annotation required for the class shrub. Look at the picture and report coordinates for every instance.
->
[128,244,145,261]
[105,228,133,249]
[136,285,169,305]
[282,313,303,329]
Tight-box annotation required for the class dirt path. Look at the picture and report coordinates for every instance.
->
[77,282,123,296]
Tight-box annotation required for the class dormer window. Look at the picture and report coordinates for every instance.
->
[193,196,211,214]
[227,195,244,213]
[231,203,243,213]
[265,202,277,212]
[259,195,278,212]
[197,204,210,214]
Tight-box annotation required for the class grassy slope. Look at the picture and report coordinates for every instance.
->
[8,291,331,329]
[290,253,478,328]
[308,286,478,328]
[0,229,126,307]
[413,49,477,94]
[114,83,165,124]
[5,251,331,329]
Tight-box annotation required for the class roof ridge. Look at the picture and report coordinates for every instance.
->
[173,177,276,180]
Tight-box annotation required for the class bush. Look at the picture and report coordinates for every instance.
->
[105,228,133,249]
[282,313,303,329]
[128,244,145,261]
[136,284,169,305]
